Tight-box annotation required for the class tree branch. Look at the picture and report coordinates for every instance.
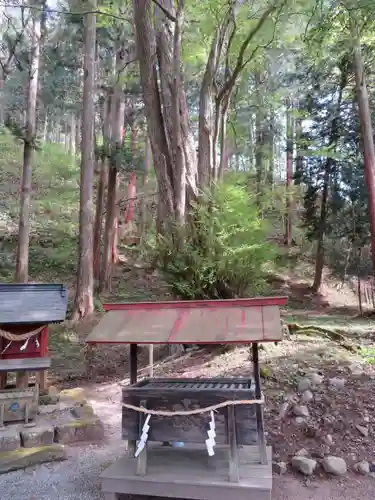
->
[217,1,286,103]
[151,0,177,22]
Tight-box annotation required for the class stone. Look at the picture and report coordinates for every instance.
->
[20,425,54,448]
[0,445,66,474]
[322,456,347,475]
[329,377,346,389]
[349,364,364,376]
[279,402,290,420]
[55,418,104,444]
[298,378,311,392]
[293,405,309,418]
[59,388,86,404]
[71,403,95,420]
[295,417,306,425]
[296,448,309,457]
[273,461,287,475]
[324,434,333,445]
[355,461,370,475]
[47,386,60,404]
[0,427,21,452]
[309,373,324,385]
[291,456,317,476]
[356,424,369,437]
[302,390,314,403]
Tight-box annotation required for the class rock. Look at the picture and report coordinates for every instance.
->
[20,425,54,448]
[59,388,86,404]
[329,377,346,389]
[291,456,317,476]
[296,448,309,457]
[273,461,287,475]
[349,364,364,376]
[295,417,306,425]
[71,403,95,420]
[293,405,309,418]
[298,378,311,392]
[309,373,324,385]
[324,434,333,445]
[322,456,347,475]
[55,418,104,444]
[355,461,370,475]
[0,444,66,474]
[356,424,369,437]
[47,386,60,404]
[0,427,21,452]
[279,402,290,420]
[302,390,314,403]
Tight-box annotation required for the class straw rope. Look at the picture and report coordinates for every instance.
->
[122,395,264,416]
[0,325,46,342]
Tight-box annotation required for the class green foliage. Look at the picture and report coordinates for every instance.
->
[153,182,277,300]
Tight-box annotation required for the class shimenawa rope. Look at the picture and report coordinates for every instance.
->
[122,395,265,416]
[0,325,46,342]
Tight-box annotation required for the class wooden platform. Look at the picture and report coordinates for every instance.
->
[101,444,272,500]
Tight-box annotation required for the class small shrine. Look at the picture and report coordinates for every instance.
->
[86,296,287,500]
[0,283,68,426]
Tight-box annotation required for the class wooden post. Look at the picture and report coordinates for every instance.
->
[149,344,154,377]
[0,373,7,390]
[252,342,267,464]
[136,399,148,476]
[227,405,240,482]
[16,372,29,389]
[128,343,138,456]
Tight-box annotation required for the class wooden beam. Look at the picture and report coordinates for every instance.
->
[128,343,138,455]
[252,343,267,464]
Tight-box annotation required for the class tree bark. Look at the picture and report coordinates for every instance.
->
[312,60,347,292]
[285,96,294,248]
[140,133,151,237]
[133,0,175,223]
[100,48,125,292]
[351,18,375,277]
[72,2,96,319]
[15,2,44,283]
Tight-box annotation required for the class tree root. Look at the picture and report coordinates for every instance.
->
[283,322,358,352]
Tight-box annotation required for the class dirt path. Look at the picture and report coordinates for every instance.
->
[1,381,373,500]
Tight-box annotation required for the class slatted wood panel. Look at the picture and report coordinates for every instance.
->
[122,378,258,445]
[101,444,272,500]
[86,303,284,344]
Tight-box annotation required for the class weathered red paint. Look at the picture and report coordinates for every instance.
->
[103,296,287,311]
[0,324,49,360]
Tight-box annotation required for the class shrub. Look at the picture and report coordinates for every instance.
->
[154,182,278,300]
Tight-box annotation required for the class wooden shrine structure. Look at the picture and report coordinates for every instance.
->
[86,296,287,500]
[0,283,68,390]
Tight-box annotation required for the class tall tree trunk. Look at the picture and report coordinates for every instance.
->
[285,96,294,248]
[93,96,111,282]
[133,0,175,224]
[100,49,125,292]
[93,159,107,282]
[72,3,96,319]
[15,2,44,282]
[351,18,375,276]
[312,60,347,292]
[75,112,81,155]
[295,110,303,185]
[69,114,76,158]
[140,134,151,237]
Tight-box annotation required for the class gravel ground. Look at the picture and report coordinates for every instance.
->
[0,382,374,500]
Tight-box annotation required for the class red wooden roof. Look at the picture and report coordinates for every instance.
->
[86,297,287,345]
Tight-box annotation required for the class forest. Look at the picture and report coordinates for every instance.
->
[2,1,375,494]
[0,0,375,321]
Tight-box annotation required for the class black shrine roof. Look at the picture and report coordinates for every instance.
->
[0,283,68,324]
